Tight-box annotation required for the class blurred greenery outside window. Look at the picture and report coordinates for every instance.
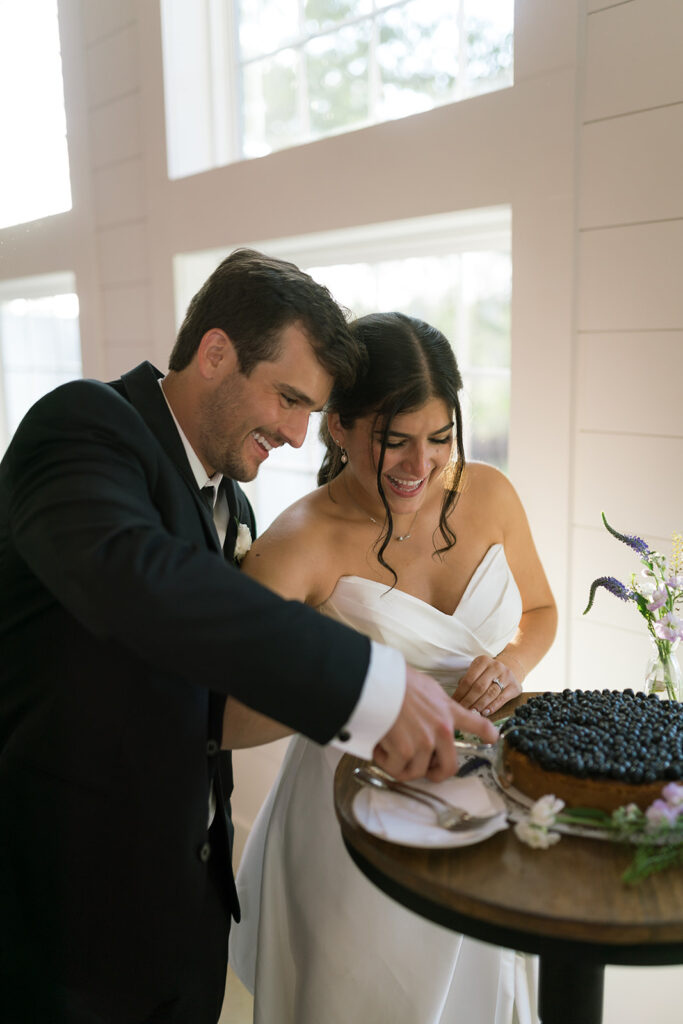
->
[161,0,513,177]
[173,207,511,530]
[0,274,82,455]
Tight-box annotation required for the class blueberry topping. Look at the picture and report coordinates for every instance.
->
[505,690,683,784]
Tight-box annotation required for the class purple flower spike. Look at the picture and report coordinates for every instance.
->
[601,512,651,558]
[583,575,633,615]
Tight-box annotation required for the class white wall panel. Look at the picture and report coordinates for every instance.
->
[81,0,135,46]
[584,0,683,121]
[586,1,636,13]
[102,342,151,380]
[577,331,683,436]
[97,222,148,285]
[604,966,683,1024]
[573,431,683,537]
[570,615,660,691]
[580,105,683,227]
[86,24,140,109]
[101,284,151,344]
[92,158,145,226]
[89,93,142,169]
[577,221,683,331]
[514,0,578,81]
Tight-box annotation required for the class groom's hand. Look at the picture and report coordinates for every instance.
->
[372,666,499,782]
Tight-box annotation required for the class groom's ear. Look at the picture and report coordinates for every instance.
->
[197,329,239,380]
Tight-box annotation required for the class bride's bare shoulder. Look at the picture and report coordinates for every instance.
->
[240,485,340,602]
[461,461,517,502]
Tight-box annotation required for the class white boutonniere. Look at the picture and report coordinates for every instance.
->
[234,520,252,564]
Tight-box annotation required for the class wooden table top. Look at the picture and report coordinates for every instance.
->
[333,694,683,965]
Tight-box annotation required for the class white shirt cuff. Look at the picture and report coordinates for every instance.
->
[328,642,406,760]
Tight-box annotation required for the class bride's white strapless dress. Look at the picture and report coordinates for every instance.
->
[229,545,539,1024]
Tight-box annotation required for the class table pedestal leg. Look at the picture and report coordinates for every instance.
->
[539,957,604,1024]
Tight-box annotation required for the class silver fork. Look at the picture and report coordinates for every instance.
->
[353,766,501,831]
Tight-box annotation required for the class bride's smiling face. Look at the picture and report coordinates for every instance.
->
[329,397,454,515]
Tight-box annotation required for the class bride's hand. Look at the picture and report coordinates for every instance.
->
[453,654,523,716]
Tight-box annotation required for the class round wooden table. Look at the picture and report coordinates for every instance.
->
[333,697,683,1024]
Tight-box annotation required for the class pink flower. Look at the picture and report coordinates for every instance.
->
[653,612,683,642]
[661,782,683,807]
[646,799,680,827]
[647,588,668,612]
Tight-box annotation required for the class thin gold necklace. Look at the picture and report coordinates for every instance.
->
[342,473,419,542]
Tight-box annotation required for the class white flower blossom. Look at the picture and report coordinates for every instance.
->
[514,819,561,849]
[528,794,565,827]
[634,571,657,598]
[234,522,253,563]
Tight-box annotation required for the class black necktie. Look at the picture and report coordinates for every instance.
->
[201,485,215,513]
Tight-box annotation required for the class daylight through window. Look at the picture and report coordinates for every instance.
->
[0,275,82,453]
[0,0,72,229]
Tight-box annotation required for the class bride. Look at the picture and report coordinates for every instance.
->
[226,312,557,1024]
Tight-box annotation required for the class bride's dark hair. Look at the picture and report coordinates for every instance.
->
[318,312,465,581]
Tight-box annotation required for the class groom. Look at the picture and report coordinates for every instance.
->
[0,249,497,1023]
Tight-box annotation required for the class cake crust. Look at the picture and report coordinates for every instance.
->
[502,745,668,812]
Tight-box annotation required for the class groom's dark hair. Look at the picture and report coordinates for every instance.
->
[169,248,363,386]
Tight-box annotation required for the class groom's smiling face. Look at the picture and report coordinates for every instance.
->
[197,322,333,482]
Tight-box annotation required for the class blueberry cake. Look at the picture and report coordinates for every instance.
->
[502,690,683,811]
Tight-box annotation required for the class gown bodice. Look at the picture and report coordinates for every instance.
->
[319,543,522,691]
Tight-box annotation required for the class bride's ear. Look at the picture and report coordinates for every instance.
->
[326,412,344,447]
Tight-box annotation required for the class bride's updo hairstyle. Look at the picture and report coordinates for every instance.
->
[319,312,465,579]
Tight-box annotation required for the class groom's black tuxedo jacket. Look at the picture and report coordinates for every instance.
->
[0,361,370,1020]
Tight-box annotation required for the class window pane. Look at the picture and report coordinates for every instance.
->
[0,0,71,229]
[0,291,82,446]
[465,0,514,96]
[306,24,371,135]
[465,374,509,470]
[242,49,300,158]
[463,251,511,368]
[304,0,372,34]
[377,1,459,118]
[238,0,300,60]
[163,0,514,176]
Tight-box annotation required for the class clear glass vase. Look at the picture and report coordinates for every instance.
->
[643,643,683,701]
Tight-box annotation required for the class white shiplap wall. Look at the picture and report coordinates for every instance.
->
[570,0,683,691]
[80,0,153,379]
